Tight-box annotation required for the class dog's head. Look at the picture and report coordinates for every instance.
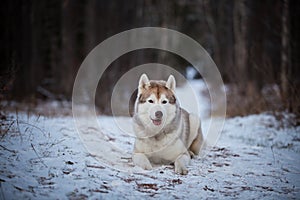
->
[134,74,178,132]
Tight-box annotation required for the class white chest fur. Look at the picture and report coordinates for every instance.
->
[134,118,188,164]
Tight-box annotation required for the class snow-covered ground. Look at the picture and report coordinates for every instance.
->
[0,80,299,199]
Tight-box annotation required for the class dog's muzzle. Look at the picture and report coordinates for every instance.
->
[149,105,165,126]
[151,111,162,126]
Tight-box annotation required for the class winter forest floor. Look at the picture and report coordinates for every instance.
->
[0,80,299,199]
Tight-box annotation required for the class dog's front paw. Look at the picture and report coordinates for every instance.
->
[132,153,152,170]
[175,162,188,175]
[174,154,190,175]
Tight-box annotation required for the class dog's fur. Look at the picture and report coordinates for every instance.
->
[132,74,204,174]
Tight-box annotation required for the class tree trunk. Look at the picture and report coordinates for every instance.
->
[280,0,291,111]
[233,0,247,88]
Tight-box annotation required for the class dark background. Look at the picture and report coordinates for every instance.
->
[0,0,299,116]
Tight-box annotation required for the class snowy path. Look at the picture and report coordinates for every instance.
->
[1,80,299,199]
[0,112,299,199]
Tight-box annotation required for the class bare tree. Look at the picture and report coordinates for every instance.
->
[233,0,248,88]
[280,0,291,110]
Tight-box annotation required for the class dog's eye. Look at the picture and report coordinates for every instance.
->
[162,100,168,104]
[148,99,154,103]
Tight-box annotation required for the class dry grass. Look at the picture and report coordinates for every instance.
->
[226,83,283,117]
[1,100,72,117]
[225,82,300,126]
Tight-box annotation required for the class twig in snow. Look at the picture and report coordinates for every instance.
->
[86,164,105,169]
[49,139,65,148]
[31,143,48,168]
[17,120,48,138]
[16,109,23,142]
[271,145,276,164]
[0,182,5,200]
[0,120,14,140]
[0,144,17,154]
[35,114,41,122]
[121,157,132,161]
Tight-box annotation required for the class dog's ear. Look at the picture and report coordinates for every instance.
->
[138,74,150,93]
[166,75,176,91]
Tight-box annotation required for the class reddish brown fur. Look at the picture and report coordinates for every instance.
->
[139,81,176,104]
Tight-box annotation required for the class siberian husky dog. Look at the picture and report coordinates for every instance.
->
[132,74,204,175]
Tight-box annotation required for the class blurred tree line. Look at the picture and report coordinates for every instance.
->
[0,0,299,116]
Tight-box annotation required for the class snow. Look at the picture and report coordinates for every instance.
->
[0,80,299,199]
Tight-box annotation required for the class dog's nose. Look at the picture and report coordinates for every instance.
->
[155,111,163,119]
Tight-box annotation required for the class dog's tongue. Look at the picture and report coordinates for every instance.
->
[152,119,162,126]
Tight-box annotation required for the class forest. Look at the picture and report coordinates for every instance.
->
[1,0,299,116]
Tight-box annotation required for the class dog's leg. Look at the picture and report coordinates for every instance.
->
[189,126,204,155]
[174,153,190,175]
[132,153,152,170]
